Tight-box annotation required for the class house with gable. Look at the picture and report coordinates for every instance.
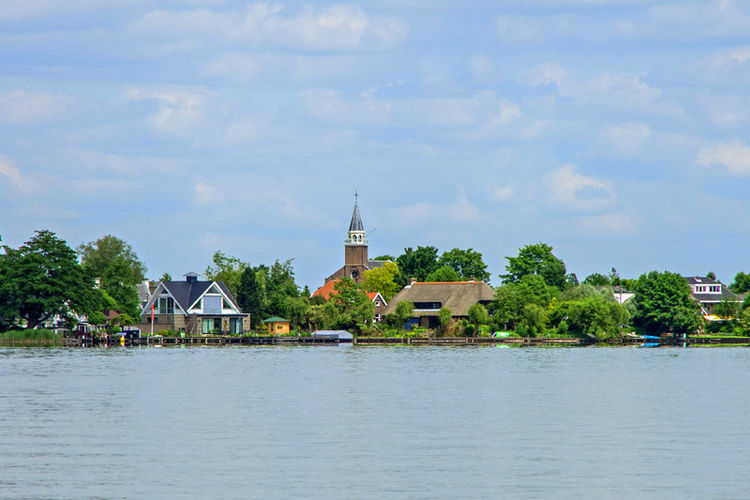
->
[684,276,741,316]
[136,272,250,335]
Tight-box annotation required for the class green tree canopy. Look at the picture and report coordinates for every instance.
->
[1,230,97,330]
[101,256,141,319]
[396,246,439,285]
[632,271,700,334]
[373,254,396,262]
[500,242,567,289]
[394,300,414,328]
[330,278,375,332]
[204,250,249,298]
[583,273,611,286]
[491,274,556,330]
[78,235,146,284]
[237,266,267,328]
[730,272,750,294]
[425,265,460,282]
[437,248,490,282]
[548,295,627,341]
[362,261,401,300]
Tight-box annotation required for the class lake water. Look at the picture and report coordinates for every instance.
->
[2,345,749,499]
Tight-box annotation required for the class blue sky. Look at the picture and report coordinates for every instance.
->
[1,0,749,290]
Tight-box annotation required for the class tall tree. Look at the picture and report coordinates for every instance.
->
[204,250,248,297]
[330,278,375,332]
[78,235,146,284]
[500,242,567,289]
[1,230,96,329]
[362,261,401,300]
[100,256,141,319]
[395,246,439,286]
[236,266,267,328]
[730,272,750,294]
[632,271,700,334]
[437,248,490,282]
[583,273,611,286]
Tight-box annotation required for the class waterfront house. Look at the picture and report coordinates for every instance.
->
[311,278,388,322]
[136,273,250,335]
[264,317,290,335]
[384,280,495,328]
[684,276,741,316]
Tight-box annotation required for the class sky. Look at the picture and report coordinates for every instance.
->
[1,0,749,290]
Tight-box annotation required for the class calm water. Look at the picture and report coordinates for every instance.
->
[1,345,749,499]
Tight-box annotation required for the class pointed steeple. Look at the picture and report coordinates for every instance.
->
[345,191,367,246]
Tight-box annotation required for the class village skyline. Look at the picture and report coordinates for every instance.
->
[1,1,749,290]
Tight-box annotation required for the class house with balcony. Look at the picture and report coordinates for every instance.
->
[136,272,250,335]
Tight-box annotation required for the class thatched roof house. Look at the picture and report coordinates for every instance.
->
[384,280,495,328]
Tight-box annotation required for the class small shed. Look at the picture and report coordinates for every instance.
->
[263,317,290,335]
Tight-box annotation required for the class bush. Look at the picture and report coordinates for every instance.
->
[0,329,61,345]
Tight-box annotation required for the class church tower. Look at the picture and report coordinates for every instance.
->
[343,192,369,282]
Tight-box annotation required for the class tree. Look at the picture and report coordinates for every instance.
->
[491,274,555,330]
[437,248,491,282]
[265,259,300,317]
[395,246,439,286]
[467,303,489,335]
[707,271,717,280]
[362,261,401,300]
[394,301,414,329]
[373,254,396,262]
[101,256,141,319]
[78,235,146,284]
[632,271,700,334]
[500,242,567,289]
[583,273,611,286]
[160,272,173,281]
[237,266,267,328]
[438,307,452,335]
[548,295,627,340]
[0,230,96,330]
[714,299,739,320]
[330,278,375,332]
[204,251,248,298]
[730,272,750,294]
[425,265,460,282]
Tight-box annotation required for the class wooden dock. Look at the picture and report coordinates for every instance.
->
[64,335,344,347]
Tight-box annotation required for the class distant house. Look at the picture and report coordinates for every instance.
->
[611,286,634,305]
[384,280,495,328]
[311,278,388,321]
[684,276,741,316]
[136,272,250,335]
[264,317,290,335]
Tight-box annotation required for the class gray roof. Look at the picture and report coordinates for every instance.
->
[349,202,364,232]
[384,281,495,317]
[162,279,242,312]
[685,276,720,285]
[136,283,151,303]
[367,260,385,269]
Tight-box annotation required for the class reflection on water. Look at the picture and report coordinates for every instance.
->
[1,346,749,499]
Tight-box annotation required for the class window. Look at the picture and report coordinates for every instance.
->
[414,302,442,310]
[229,318,242,334]
[158,297,174,314]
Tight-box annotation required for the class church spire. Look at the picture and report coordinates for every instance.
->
[346,192,367,245]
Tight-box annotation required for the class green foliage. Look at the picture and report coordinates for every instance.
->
[236,259,300,327]
[0,230,96,330]
[438,307,452,327]
[373,255,396,262]
[426,265,460,282]
[237,266,267,327]
[707,271,716,280]
[548,295,627,340]
[78,235,146,284]
[560,283,614,303]
[160,272,173,281]
[395,246,439,286]
[204,250,249,298]
[491,275,555,330]
[740,308,750,334]
[467,303,489,327]
[100,256,141,319]
[500,242,567,289]
[310,294,326,306]
[632,271,700,334]
[0,329,61,346]
[329,278,375,332]
[437,248,490,282]
[362,261,401,300]
[714,298,740,319]
[583,273,611,286]
[730,272,750,294]
[394,300,414,327]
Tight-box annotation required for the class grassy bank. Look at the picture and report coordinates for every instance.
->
[0,329,63,346]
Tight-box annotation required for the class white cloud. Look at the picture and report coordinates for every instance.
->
[492,186,514,202]
[0,90,70,124]
[542,164,615,210]
[522,63,567,87]
[130,4,407,51]
[0,156,30,192]
[401,91,521,129]
[125,86,211,136]
[578,211,637,235]
[598,122,652,154]
[697,140,750,175]
[194,181,221,207]
[694,46,750,84]
[299,88,392,126]
[397,191,481,227]
[468,55,496,79]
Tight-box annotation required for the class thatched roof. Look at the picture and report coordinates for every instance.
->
[384,281,495,317]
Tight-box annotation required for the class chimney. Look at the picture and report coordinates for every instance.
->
[408,277,417,287]
[185,272,198,284]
